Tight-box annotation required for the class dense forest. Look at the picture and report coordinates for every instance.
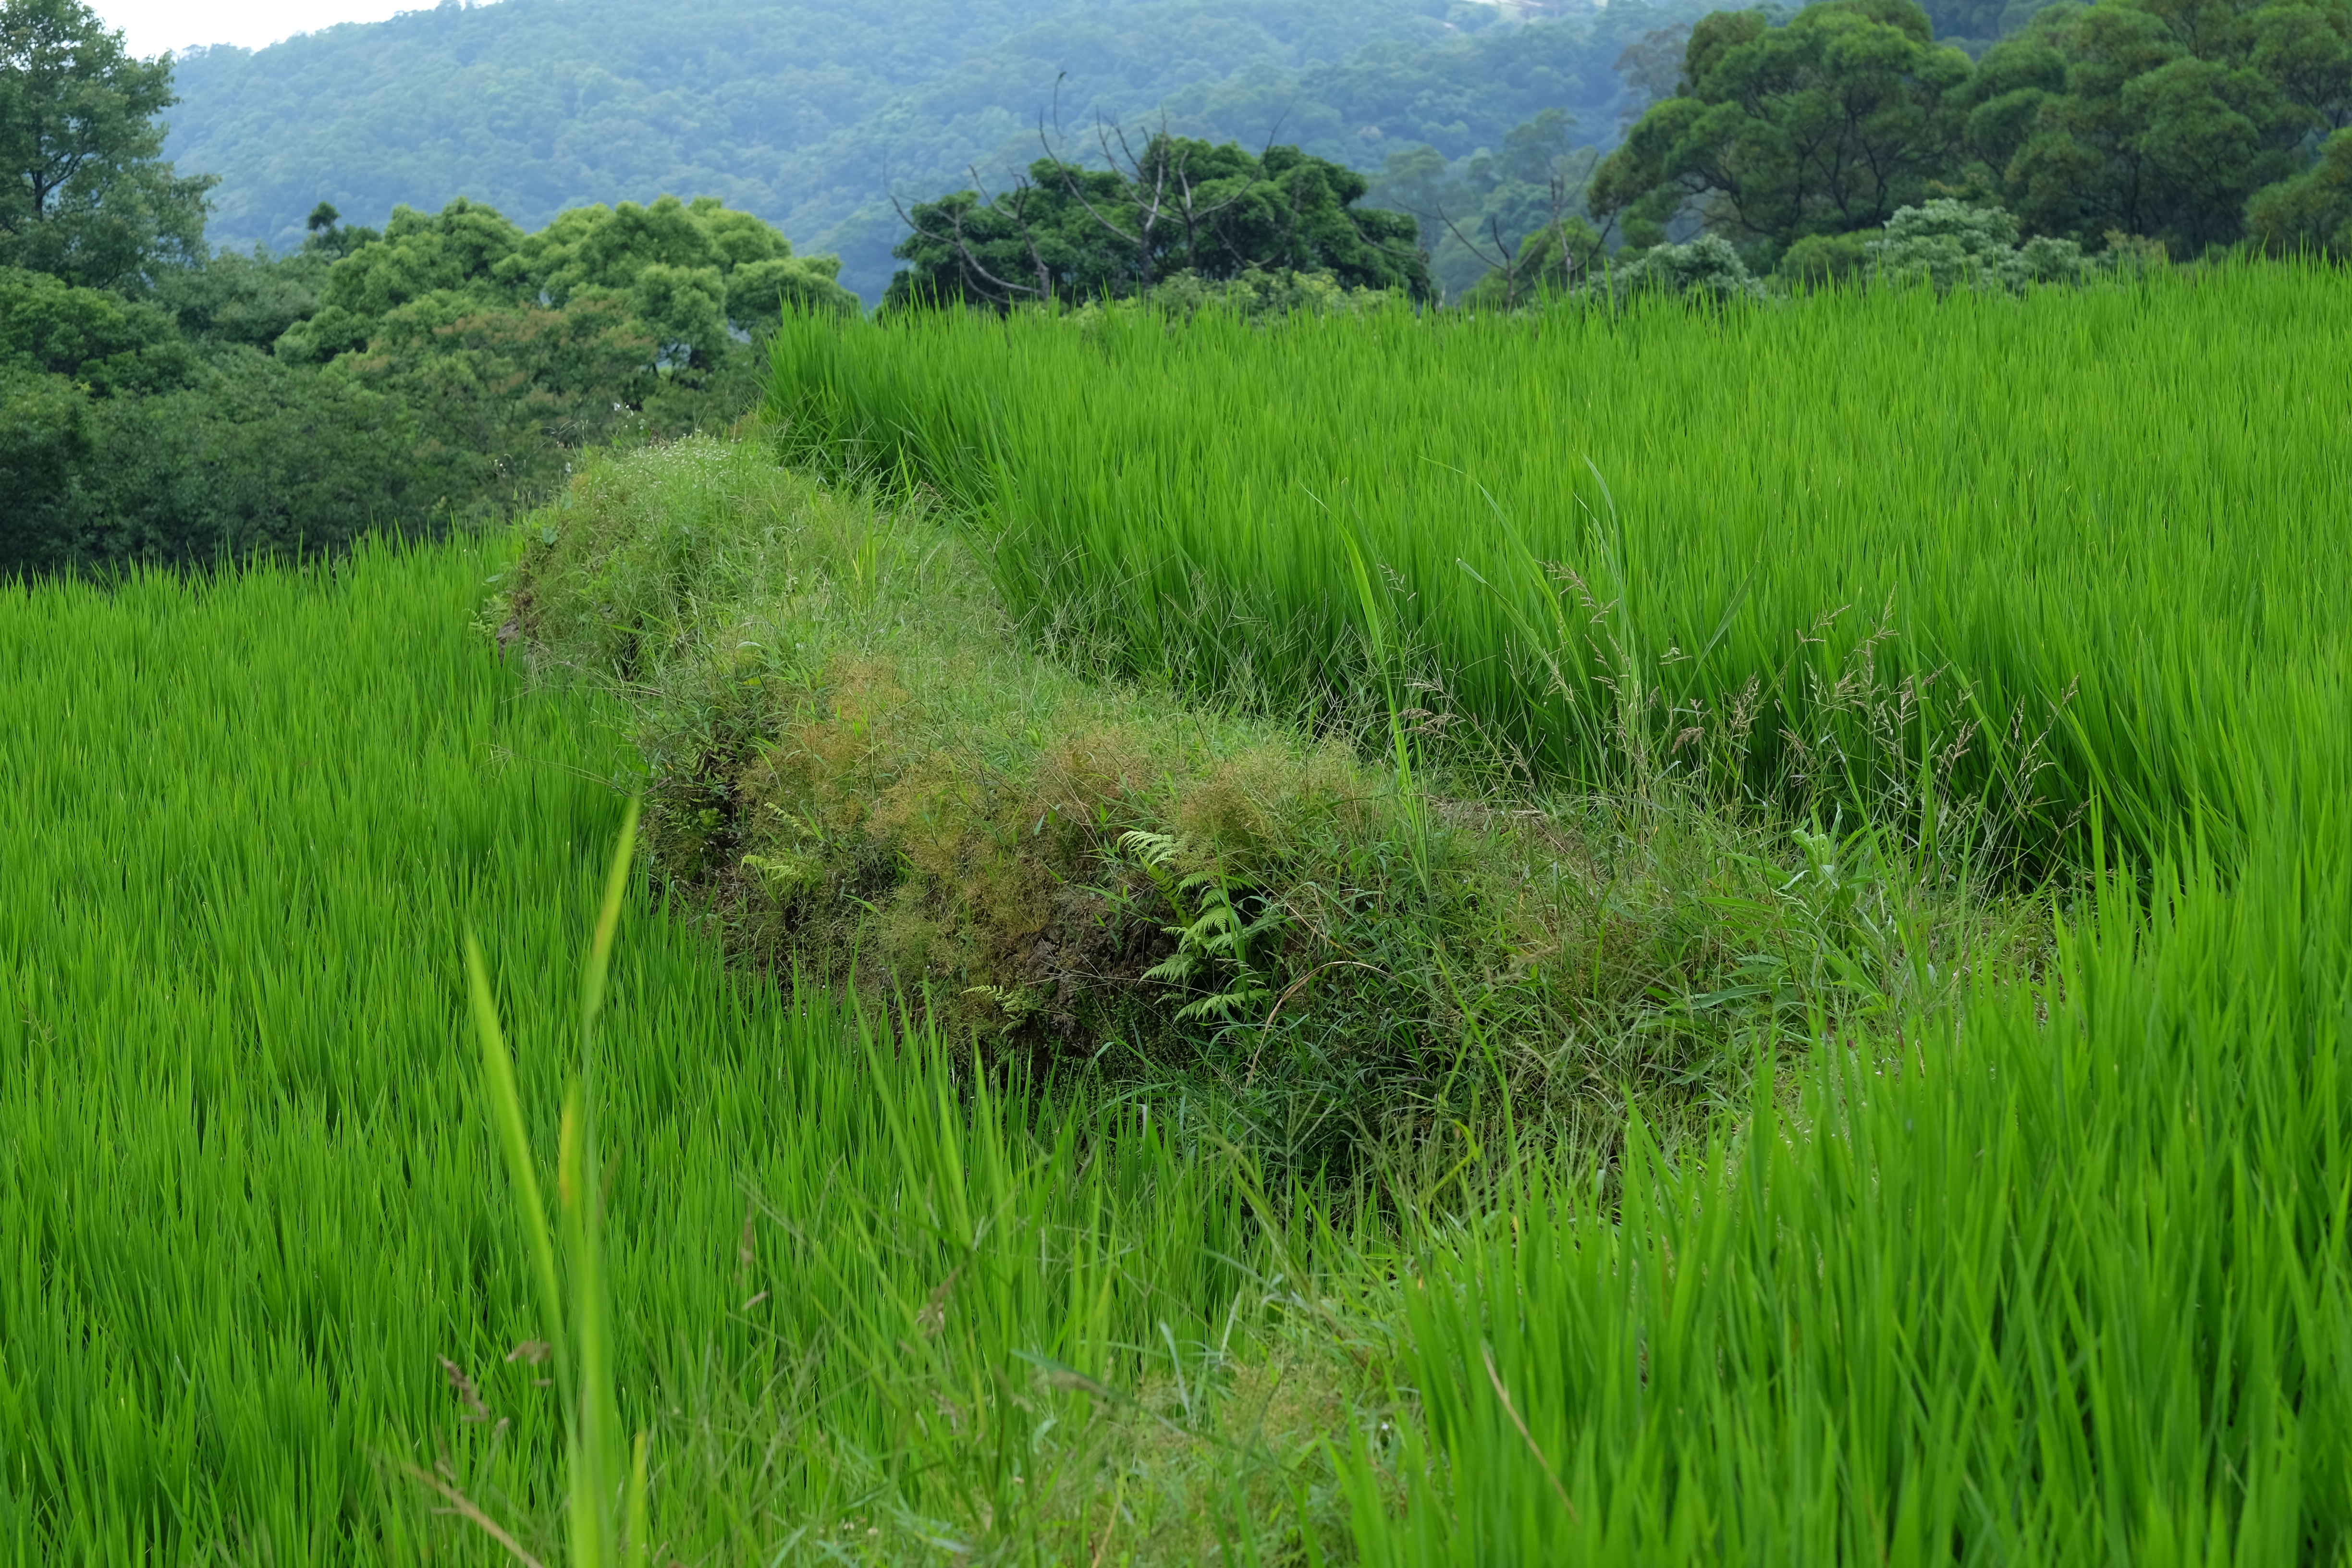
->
[11,0,2351,577]
[161,0,1724,299]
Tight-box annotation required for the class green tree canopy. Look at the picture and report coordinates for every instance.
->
[885,135,1432,309]
[1591,0,1976,261]
[1366,106,1606,299]
[1597,0,2352,261]
[497,193,854,365]
[2247,124,2352,252]
[0,0,212,290]
[1964,0,2352,254]
[278,192,854,368]
[0,261,192,391]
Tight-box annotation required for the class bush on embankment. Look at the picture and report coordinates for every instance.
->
[505,438,2038,1170]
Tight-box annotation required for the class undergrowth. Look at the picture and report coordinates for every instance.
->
[503,437,2048,1176]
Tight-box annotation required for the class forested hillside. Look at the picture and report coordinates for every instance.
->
[164,0,1717,299]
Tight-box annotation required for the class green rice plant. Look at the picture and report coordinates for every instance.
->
[0,538,1360,1563]
[763,265,2352,874]
[14,267,2351,1563]
[1335,797,2352,1563]
[437,800,649,1567]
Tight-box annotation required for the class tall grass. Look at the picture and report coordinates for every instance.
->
[765,268,2351,869]
[0,542,1292,1562]
[1340,811,2352,1561]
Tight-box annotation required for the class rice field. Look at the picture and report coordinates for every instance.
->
[0,545,1287,1562]
[765,267,2352,870]
[754,273,2352,1559]
[6,266,2351,1562]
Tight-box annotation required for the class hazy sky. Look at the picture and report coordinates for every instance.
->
[94,0,483,58]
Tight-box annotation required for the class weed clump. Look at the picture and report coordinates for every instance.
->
[507,438,2036,1173]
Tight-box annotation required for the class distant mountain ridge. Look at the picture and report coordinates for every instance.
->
[162,0,1700,300]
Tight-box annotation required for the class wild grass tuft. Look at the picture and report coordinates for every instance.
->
[505,439,2043,1179]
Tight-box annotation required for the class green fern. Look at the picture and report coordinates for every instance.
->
[1117,830,1282,1027]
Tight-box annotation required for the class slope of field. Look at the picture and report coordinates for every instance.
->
[765,268,2352,869]
[159,0,1692,300]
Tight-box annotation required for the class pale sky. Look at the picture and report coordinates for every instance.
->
[94,0,485,58]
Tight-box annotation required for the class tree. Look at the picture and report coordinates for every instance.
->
[2246,124,2352,252]
[0,260,192,391]
[0,0,212,290]
[1456,212,1608,309]
[1614,24,1695,131]
[1591,0,1979,264]
[885,134,1431,310]
[1597,233,1768,301]
[1366,107,1607,299]
[1963,0,2352,254]
[1865,195,2092,283]
[495,193,854,367]
[337,291,662,516]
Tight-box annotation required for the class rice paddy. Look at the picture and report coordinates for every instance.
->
[7,266,2350,1562]
[765,266,2352,869]
[0,545,1307,1561]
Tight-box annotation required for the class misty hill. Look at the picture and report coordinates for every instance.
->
[162,0,1711,300]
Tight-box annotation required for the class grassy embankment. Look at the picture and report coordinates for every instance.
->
[504,440,2018,1176]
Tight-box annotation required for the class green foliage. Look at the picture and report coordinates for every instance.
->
[279,193,855,370]
[160,0,1721,301]
[885,136,1431,309]
[1866,194,2091,284]
[274,195,527,362]
[1591,0,1977,261]
[1367,105,1606,299]
[0,361,86,547]
[0,0,212,290]
[336,291,664,512]
[767,260,2351,878]
[0,265,457,576]
[1966,0,2352,255]
[460,804,652,1567]
[1923,0,2068,48]
[509,441,1974,1174]
[2,190,836,577]
[150,241,330,347]
[2247,123,2352,252]
[1455,213,1609,307]
[0,541,1309,1560]
[1601,0,2352,260]
[1774,224,1884,282]
[1347,821,2352,1560]
[496,193,855,365]
[7,346,446,576]
[1080,262,1407,321]
[1598,229,1766,297]
[0,260,194,390]
[11,273,2352,1561]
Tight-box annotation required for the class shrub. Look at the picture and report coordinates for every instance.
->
[1596,233,1765,302]
[1866,198,2090,290]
